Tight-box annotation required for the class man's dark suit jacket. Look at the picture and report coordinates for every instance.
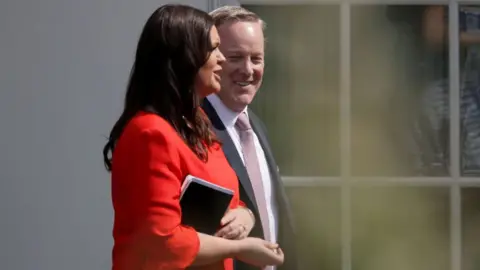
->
[202,98,298,270]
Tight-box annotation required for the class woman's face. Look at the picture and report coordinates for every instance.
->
[194,26,226,98]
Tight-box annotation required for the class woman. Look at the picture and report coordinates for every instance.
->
[102,4,284,270]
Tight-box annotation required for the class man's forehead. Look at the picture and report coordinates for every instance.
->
[222,44,264,54]
[217,20,263,37]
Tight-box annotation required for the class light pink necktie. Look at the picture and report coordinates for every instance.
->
[235,112,271,242]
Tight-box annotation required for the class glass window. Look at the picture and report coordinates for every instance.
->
[244,5,341,176]
[231,3,480,270]
[351,5,449,177]
[459,5,480,176]
[351,187,450,270]
[461,188,480,270]
[287,187,341,270]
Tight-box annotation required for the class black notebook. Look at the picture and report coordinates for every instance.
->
[180,175,234,235]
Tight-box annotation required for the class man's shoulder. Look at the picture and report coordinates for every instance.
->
[202,97,221,119]
[247,109,268,133]
[247,109,260,120]
[201,97,224,130]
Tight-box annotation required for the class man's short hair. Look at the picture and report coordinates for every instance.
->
[209,6,266,29]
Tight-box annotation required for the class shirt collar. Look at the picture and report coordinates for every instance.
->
[206,94,248,128]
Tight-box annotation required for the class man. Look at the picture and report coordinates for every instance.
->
[203,6,297,270]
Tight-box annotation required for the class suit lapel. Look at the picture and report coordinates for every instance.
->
[249,110,296,232]
[202,99,258,211]
[248,110,279,182]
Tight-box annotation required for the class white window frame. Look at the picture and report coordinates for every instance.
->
[209,1,480,270]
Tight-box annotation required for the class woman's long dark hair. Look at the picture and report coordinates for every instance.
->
[103,4,218,171]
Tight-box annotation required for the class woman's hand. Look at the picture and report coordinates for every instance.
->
[235,237,284,267]
[215,207,255,240]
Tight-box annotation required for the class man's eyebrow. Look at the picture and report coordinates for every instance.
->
[224,48,264,56]
[224,49,243,53]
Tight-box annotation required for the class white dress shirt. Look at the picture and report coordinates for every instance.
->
[207,94,279,246]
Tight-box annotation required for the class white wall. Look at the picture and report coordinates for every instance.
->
[0,0,210,269]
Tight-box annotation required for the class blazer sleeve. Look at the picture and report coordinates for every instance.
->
[238,200,246,207]
[132,127,200,268]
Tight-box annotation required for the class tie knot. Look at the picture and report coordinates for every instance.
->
[235,112,251,131]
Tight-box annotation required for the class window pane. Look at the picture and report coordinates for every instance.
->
[459,6,480,176]
[351,187,450,270]
[243,5,340,176]
[287,187,341,270]
[351,5,449,176]
[461,187,480,270]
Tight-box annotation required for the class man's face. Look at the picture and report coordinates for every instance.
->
[216,20,265,112]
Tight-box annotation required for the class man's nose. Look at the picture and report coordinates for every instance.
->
[239,59,254,76]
